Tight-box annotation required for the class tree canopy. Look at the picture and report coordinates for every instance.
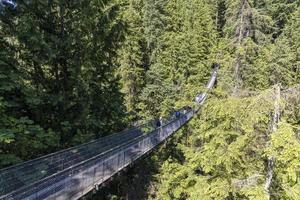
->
[0,0,299,199]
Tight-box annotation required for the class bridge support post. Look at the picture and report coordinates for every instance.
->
[265,84,281,200]
[94,183,99,191]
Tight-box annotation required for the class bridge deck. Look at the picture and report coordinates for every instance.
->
[0,66,218,200]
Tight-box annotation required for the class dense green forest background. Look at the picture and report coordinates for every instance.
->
[0,0,299,199]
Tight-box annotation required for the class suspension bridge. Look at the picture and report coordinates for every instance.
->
[0,66,219,200]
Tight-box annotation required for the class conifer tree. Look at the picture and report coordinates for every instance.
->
[138,0,168,119]
[252,8,300,89]
[222,0,275,93]
[140,0,217,118]
[266,0,298,38]
[118,0,146,121]
[0,0,127,167]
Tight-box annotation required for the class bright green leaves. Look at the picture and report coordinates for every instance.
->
[0,128,14,144]
[152,83,300,199]
[239,185,267,200]
[190,177,231,200]
[157,161,190,200]
[266,122,300,199]
[112,0,300,199]
[196,97,270,177]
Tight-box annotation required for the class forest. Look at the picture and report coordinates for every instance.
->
[0,0,299,199]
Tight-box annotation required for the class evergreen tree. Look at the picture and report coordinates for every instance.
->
[140,0,217,119]
[0,0,127,167]
[222,0,275,93]
[138,0,168,119]
[1,0,299,198]
[266,0,299,38]
[118,0,146,121]
[252,8,300,89]
[154,87,300,199]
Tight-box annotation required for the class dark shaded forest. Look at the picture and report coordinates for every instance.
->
[0,0,299,199]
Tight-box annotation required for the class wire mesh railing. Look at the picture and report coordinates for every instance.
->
[0,120,157,197]
[0,65,218,200]
[1,111,194,200]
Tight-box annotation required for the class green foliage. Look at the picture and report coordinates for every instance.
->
[91,0,300,199]
[245,8,300,91]
[0,0,127,168]
[138,0,217,119]
[266,122,300,199]
[0,0,299,199]
[118,0,146,120]
[151,84,300,200]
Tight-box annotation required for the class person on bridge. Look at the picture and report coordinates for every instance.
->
[156,118,161,127]
[159,116,163,126]
[175,111,181,119]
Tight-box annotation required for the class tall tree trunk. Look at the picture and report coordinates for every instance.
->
[265,84,281,199]
[233,0,246,95]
